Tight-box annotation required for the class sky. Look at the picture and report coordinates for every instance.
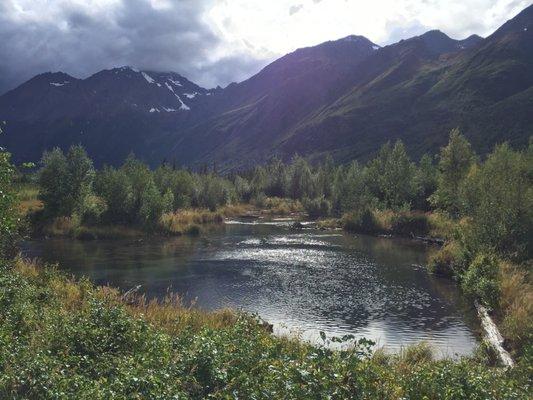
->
[0,0,531,94]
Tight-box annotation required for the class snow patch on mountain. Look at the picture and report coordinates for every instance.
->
[142,72,155,84]
[164,82,191,110]
[168,78,182,87]
[50,81,69,87]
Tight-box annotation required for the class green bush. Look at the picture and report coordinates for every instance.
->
[303,197,332,219]
[342,208,380,234]
[0,151,20,260]
[389,212,430,236]
[427,241,468,277]
[461,253,501,309]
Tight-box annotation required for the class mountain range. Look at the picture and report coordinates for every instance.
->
[1,4,532,169]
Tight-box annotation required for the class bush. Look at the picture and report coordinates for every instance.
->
[427,241,467,277]
[303,197,332,219]
[461,253,501,309]
[342,208,380,234]
[389,212,430,236]
[81,195,107,225]
[0,151,20,260]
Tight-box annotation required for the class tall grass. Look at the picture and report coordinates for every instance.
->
[498,262,533,358]
[159,209,224,235]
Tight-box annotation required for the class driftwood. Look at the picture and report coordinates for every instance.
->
[475,301,514,368]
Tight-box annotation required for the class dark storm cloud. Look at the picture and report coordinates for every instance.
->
[0,0,267,94]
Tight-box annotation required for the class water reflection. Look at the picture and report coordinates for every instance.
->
[22,222,479,357]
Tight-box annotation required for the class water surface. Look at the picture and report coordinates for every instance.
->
[22,220,479,357]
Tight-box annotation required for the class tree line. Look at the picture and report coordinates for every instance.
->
[34,130,531,261]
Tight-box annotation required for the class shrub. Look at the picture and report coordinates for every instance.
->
[499,262,533,358]
[342,208,380,234]
[427,241,467,277]
[389,212,430,236]
[303,197,332,219]
[461,253,501,309]
[0,151,20,260]
[400,342,433,364]
[81,195,107,225]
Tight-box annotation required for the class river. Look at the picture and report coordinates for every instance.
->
[22,219,479,357]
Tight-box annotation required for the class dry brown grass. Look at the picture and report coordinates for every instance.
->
[15,183,43,216]
[127,294,237,334]
[498,262,533,356]
[13,257,238,334]
[260,197,303,216]
[159,208,225,235]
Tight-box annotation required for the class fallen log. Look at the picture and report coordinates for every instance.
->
[475,300,514,368]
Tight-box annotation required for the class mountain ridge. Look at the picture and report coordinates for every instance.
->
[1,4,532,169]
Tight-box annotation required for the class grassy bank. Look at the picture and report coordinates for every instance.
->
[0,258,530,399]
[326,209,453,240]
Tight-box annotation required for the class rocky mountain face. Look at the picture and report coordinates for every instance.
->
[1,4,531,169]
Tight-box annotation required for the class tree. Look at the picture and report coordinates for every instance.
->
[414,154,437,210]
[333,162,372,214]
[265,157,288,198]
[288,155,313,200]
[38,146,94,217]
[94,166,134,223]
[459,143,532,260]
[64,145,95,216]
[366,140,419,210]
[38,148,69,216]
[430,129,476,216]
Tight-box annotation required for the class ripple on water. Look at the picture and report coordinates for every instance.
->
[21,223,479,357]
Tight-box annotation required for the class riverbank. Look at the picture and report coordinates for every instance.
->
[1,257,530,399]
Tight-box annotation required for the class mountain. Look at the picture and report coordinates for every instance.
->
[0,4,532,169]
[0,67,216,165]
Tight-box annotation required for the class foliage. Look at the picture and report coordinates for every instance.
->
[38,146,95,218]
[458,143,532,261]
[342,208,380,234]
[427,241,468,277]
[388,212,430,236]
[0,150,20,260]
[430,129,476,215]
[0,259,530,399]
[366,140,420,210]
[461,253,501,309]
[303,197,332,219]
